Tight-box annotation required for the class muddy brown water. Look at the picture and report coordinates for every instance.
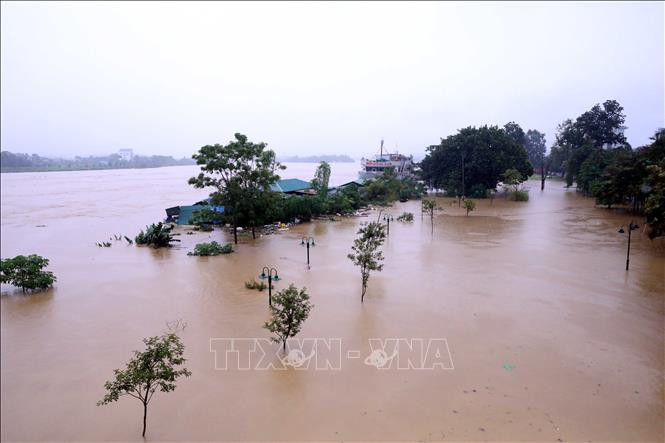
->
[1,166,663,442]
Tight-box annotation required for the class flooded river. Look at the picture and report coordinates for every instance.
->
[1,164,663,442]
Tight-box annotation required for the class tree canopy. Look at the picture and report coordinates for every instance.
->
[311,161,331,196]
[98,331,191,437]
[189,133,283,243]
[420,125,533,197]
[550,100,629,186]
[264,285,314,351]
[0,254,56,293]
[348,221,386,302]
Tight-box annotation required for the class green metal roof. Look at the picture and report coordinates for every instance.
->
[270,178,312,193]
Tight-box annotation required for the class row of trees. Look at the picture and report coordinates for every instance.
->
[188,134,424,243]
[418,100,664,239]
[547,100,664,238]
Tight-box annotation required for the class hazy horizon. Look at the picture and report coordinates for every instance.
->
[1,2,663,159]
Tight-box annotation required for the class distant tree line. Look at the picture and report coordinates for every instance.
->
[0,151,194,172]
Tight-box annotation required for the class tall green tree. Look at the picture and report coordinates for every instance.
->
[0,254,56,293]
[189,134,283,243]
[347,222,386,302]
[552,100,628,187]
[421,126,532,197]
[504,122,526,148]
[98,331,191,437]
[525,129,547,168]
[263,285,314,351]
[311,161,331,197]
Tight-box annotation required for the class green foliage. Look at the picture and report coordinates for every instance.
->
[189,208,223,229]
[361,170,423,204]
[501,168,525,190]
[507,189,530,201]
[464,199,476,215]
[421,125,533,197]
[135,222,177,248]
[311,161,331,197]
[397,212,414,222]
[524,129,547,169]
[187,241,233,256]
[263,285,313,351]
[0,254,56,293]
[551,100,628,185]
[97,331,191,437]
[189,133,284,243]
[644,164,665,239]
[347,222,386,302]
[245,280,267,291]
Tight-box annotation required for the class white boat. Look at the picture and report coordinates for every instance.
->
[358,140,415,180]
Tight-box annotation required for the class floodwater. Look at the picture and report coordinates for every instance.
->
[1,164,663,442]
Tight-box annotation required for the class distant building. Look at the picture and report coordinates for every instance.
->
[118,149,133,161]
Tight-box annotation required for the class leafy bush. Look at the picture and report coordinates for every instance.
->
[397,212,414,222]
[464,199,476,215]
[245,280,267,291]
[0,254,56,292]
[135,222,178,248]
[188,241,233,256]
[507,189,529,201]
[189,208,222,230]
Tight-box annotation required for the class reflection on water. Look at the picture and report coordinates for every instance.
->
[1,169,663,442]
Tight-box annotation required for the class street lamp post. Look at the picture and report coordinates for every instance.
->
[383,214,394,236]
[618,221,639,271]
[259,266,280,306]
[300,237,315,269]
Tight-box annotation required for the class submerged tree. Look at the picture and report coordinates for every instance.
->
[422,199,437,229]
[97,330,191,437]
[0,254,56,293]
[189,133,283,243]
[135,222,178,248]
[264,284,313,351]
[347,222,386,302]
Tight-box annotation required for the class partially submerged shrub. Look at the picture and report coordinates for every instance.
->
[507,189,529,201]
[464,199,476,215]
[245,279,267,291]
[397,212,414,222]
[0,254,56,293]
[135,222,178,248]
[188,241,233,256]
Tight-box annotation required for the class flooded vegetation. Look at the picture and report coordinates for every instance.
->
[2,2,663,442]
[1,166,663,441]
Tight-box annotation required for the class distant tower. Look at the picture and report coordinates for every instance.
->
[118,149,133,161]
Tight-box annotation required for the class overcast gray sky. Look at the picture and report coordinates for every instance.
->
[1,1,663,159]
